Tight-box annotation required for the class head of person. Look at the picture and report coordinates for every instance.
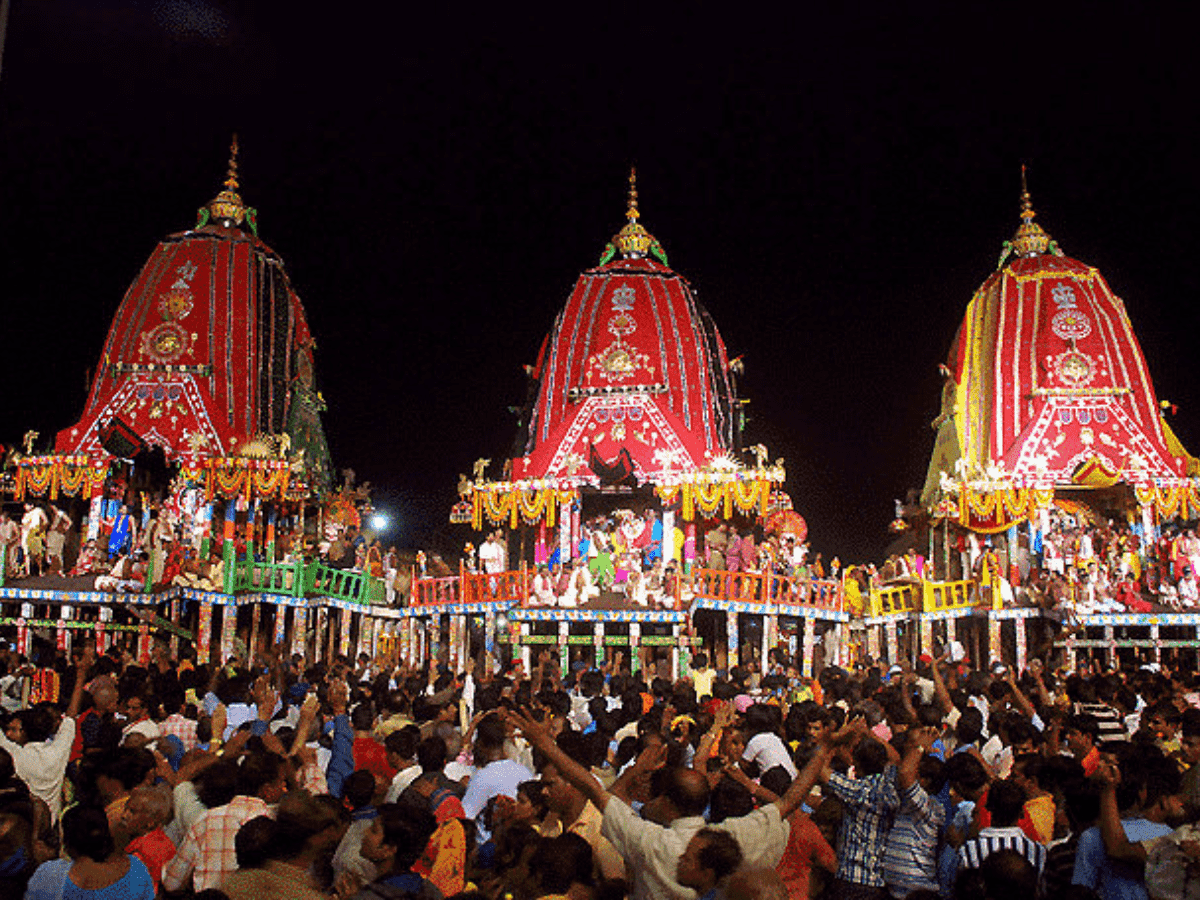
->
[271,789,346,861]
[647,766,711,823]
[724,866,788,900]
[853,737,890,777]
[360,801,437,874]
[237,751,288,804]
[120,784,173,839]
[474,712,507,764]
[985,779,1027,828]
[979,848,1039,900]
[529,832,595,896]
[62,805,115,863]
[676,828,743,894]
[1064,714,1099,759]
[945,753,990,803]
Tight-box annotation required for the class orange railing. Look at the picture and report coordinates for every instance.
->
[461,569,528,605]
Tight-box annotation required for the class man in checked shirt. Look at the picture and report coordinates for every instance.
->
[818,717,901,900]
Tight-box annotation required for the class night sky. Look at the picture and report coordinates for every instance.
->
[2,2,1198,562]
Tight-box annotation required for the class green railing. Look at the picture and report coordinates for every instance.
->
[231,559,306,597]
[229,557,386,605]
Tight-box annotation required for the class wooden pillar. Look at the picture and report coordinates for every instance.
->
[988,614,1001,664]
[399,616,411,667]
[428,613,440,666]
[1015,615,1027,672]
[1064,627,1076,672]
[449,614,462,672]
[558,619,569,675]
[920,616,934,658]
[802,618,816,678]
[95,620,106,655]
[245,500,257,566]
[265,504,277,564]
[339,607,352,658]
[273,603,287,652]
[1105,625,1116,669]
[867,623,880,662]
[884,620,898,665]
[629,622,641,675]
[671,624,681,679]
[220,603,236,663]
[292,606,307,660]
[198,602,213,661]
[168,598,180,657]
[57,605,71,655]
[726,611,738,669]
[594,622,604,669]
[313,608,326,662]
[137,618,151,665]
[520,623,531,674]
[1151,623,1161,665]
[249,603,261,664]
[947,615,958,650]
[199,501,214,558]
[559,499,572,564]
[221,501,237,594]
[484,608,496,661]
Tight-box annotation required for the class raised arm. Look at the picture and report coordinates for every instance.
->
[773,741,833,820]
[510,708,615,812]
[929,654,954,717]
[1097,764,1145,865]
[65,644,94,719]
[898,725,934,790]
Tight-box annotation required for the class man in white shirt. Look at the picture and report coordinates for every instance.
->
[0,648,87,822]
[513,708,832,900]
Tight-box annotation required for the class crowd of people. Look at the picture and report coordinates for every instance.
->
[0,632,1196,900]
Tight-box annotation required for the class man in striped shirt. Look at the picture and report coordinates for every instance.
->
[958,779,1047,876]
[883,726,945,898]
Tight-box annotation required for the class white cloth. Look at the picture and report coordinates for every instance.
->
[742,731,798,778]
[601,797,789,900]
[0,716,76,821]
[386,765,423,803]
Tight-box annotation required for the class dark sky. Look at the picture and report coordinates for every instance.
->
[2,2,1198,561]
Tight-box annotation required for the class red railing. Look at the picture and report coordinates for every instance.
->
[408,565,842,613]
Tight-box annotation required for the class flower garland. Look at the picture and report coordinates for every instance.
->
[15,457,107,501]
[473,487,577,530]
[1134,483,1200,520]
[653,479,773,521]
[203,458,291,501]
[954,485,1054,533]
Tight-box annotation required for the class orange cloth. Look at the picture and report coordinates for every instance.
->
[776,811,837,899]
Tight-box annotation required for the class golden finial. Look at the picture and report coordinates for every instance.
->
[206,134,246,226]
[614,166,653,259]
[1011,164,1052,258]
[627,167,640,221]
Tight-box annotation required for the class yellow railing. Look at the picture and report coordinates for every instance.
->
[922,578,977,613]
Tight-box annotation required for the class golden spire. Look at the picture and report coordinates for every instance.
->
[1011,164,1052,257]
[206,135,246,225]
[614,166,653,258]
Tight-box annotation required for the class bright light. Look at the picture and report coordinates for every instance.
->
[370,513,388,531]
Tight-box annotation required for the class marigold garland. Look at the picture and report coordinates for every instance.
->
[15,457,107,501]
[473,488,577,530]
